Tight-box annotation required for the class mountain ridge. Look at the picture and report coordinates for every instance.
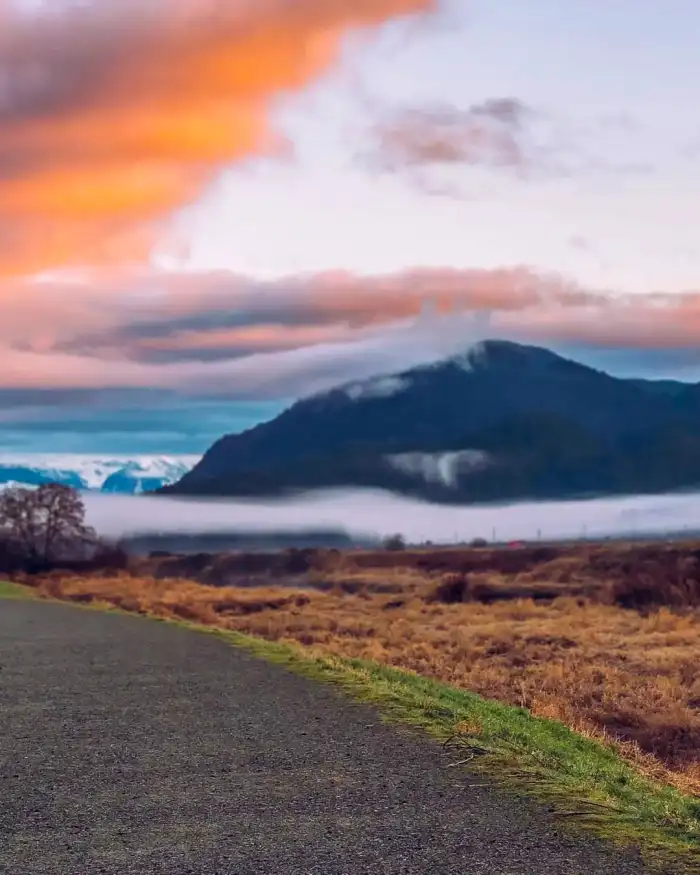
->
[163,340,700,504]
[0,455,199,495]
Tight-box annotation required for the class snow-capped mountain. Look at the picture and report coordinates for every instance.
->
[0,455,200,495]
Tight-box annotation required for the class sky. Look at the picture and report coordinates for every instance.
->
[1,0,699,454]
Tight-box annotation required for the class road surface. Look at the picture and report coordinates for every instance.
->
[0,600,656,874]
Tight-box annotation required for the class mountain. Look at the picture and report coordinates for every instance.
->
[0,455,199,495]
[163,340,700,504]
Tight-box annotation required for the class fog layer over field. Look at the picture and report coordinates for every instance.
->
[83,488,700,544]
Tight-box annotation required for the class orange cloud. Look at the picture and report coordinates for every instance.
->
[0,0,436,276]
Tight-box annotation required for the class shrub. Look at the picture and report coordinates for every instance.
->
[382,533,406,551]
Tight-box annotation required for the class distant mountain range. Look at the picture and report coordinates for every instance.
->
[163,340,700,504]
[0,455,199,495]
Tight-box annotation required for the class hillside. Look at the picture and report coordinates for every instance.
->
[164,340,700,503]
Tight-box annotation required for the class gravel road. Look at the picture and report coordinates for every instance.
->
[0,600,657,874]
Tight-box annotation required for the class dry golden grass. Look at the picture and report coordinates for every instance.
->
[134,540,700,608]
[29,550,700,799]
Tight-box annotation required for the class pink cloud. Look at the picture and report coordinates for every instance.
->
[0,266,699,399]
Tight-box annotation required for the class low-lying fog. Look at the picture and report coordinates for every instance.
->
[83,487,700,545]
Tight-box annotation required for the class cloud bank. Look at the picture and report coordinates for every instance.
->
[2,266,700,401]
[83,487,700,544]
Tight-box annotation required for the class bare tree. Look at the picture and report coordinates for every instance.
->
[0,484,96,568]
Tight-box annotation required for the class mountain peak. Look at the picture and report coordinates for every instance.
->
[452,339,584,373]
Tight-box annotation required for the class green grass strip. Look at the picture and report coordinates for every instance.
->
[0,580,37,599]
[4,585,699,872]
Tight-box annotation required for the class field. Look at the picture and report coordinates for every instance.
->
[16,540,700,801]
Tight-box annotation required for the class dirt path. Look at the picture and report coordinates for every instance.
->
[0,600,654,874]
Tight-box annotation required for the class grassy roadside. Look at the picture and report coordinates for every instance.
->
[3,585,699,872]
[176,619,700,873]
[0,580,37,599]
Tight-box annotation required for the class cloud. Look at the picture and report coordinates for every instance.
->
[344,375,411,401]
[365,98,533,174]
[387,450,490,488]
[361,98,656,194]
[0,264,579,362]
[361,97,562,193]
[83,488,700,543]
[0,0,436,276]
[2,266,700,403]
